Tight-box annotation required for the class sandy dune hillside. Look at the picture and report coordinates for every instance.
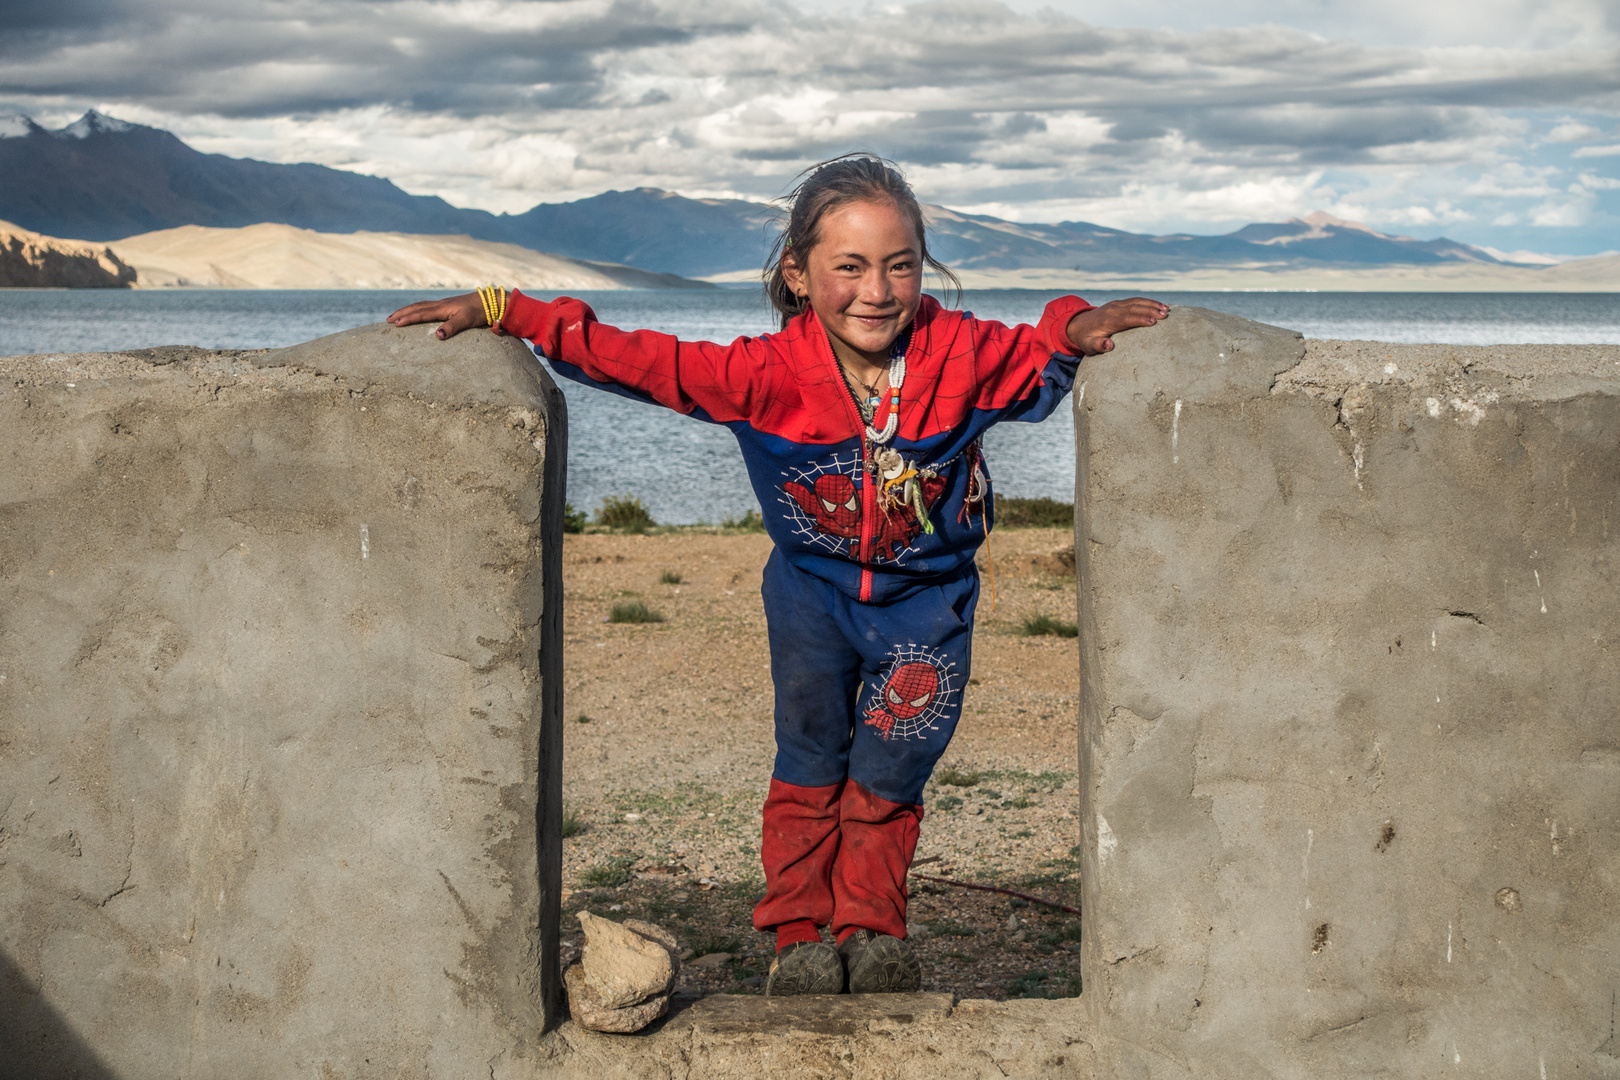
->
[109,222,702,290]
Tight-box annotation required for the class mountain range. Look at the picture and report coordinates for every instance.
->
[0,110,1537,279]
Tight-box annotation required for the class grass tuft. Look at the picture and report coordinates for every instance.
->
[936,767,982,787]
[596,494,656,533]
[659,570,683,585]
[1004,968,1083,999]
[722,508,767,532]
[580,862,631,888]
[561,810,585,838]
[995,496,1073,529]
[1021,614,1079,638]
[609,600,664,624]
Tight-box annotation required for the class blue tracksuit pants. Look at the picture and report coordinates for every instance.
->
[762,549,980,806]
[754,551,979,943]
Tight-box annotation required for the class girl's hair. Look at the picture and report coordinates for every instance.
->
[764,153,961,329]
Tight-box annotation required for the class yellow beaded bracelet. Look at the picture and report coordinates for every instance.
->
[476,285,509,331]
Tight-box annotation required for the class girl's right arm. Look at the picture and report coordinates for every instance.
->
[388,290,764,424]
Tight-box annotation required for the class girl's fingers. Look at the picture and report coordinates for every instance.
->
[388,293,484,328]
[437,309,476,339]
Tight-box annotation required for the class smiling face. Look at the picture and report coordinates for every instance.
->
[781,198,924,368]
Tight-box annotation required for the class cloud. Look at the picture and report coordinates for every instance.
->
[0,0,1617,248]
[1547,119,1605,141]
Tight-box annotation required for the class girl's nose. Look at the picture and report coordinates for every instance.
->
[859,268,893,305]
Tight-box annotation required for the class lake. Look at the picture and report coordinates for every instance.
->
[3,288,1616,523]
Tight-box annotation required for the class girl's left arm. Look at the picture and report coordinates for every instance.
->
[960,295,1093,425]
[962,295,1168,424]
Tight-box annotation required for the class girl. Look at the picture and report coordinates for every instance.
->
[389,155,1167,997]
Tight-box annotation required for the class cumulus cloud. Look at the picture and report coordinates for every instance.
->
[1,0,1617,248]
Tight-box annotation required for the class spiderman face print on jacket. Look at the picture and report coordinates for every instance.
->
[783,473,860,539]
[782,467,947,563]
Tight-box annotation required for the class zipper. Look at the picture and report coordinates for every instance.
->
[813,315,879,601]
[858,473,875,601]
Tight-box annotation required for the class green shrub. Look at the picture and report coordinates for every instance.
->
[936,767,982,787]
[596,494,655,533]
[563,502,587,533]
[608,600,664,624]
[1021,614,1079,638]
[659,570,683,585]
[996,496,1073,529]
[722,508,766,532]
[561,810,584,838]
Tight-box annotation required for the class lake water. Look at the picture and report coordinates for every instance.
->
[3,288,1617,524]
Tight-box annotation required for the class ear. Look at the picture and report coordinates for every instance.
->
[780,252,808,298]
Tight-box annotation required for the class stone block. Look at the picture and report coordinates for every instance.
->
[0,323,567,1077]
[1074,308,1620,1077]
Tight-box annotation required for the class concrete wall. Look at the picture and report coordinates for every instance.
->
[1074,309,1620,1078]
[0,324,567,1078]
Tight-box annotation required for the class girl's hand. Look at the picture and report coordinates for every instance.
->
[1065,298,1169,356]
[386,293,488,339]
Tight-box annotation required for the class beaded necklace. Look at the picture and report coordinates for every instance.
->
[839,329,909,445]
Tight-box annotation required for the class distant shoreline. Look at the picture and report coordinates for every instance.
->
[5,284,1618,295]
[708,262,1620,294]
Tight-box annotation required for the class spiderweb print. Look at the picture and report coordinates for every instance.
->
[862,643,958,742]
[777,449,867,557]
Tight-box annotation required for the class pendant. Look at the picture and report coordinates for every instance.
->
[876,448,905,481]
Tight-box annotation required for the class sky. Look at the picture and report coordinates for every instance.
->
[4,0,1620,256]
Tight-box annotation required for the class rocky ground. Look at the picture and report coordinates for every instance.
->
[558,524,1085,1001]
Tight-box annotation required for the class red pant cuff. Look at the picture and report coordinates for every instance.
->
[775,919,823,951]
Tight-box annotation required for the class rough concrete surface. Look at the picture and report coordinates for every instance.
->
[533,993,1093,1079]
[1074,309,1620,1078]
[0,323,567,1077]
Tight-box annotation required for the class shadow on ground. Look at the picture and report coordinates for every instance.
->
[0,947,117,1080]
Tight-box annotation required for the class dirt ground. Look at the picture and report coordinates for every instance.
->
[558,525,1084,1000]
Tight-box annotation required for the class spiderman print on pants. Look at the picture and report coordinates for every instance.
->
[864,656,949,740]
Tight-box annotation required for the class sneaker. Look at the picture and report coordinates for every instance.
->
[837,929,922,994]
[764,941,845,996]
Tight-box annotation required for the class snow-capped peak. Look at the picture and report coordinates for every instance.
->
[60,110,134,139]
[0,115,37,139]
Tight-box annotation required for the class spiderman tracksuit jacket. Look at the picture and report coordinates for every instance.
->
[501,289,1091,943]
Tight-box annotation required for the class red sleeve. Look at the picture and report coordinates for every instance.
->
[967,295,1092,410]
[500,289,763,423]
